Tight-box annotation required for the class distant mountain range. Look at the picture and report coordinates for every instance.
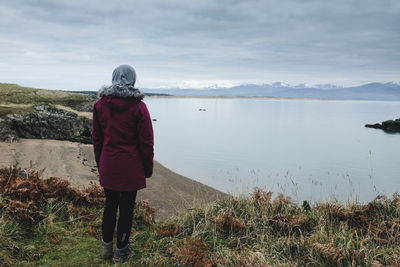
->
[69,91,170,97]
[142,82,400,101]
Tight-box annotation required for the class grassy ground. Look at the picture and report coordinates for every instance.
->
[0,104,35,119]
[0,83,87,105]
[0,83,94,114]
[0,167,399,266]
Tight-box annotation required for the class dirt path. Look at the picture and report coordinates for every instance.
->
[0,139,227,220]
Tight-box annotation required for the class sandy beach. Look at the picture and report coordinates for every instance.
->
[0,139,227,220]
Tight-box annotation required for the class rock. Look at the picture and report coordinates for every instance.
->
[365,123,382,129]
[0,104,92,143]
[59,94,97,112]
[0,118,19,142]
[365,118,400,133]
[67,95,97,112]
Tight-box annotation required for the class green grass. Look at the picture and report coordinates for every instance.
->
[1,189,399,266]
[0,83,95,113]
[0,104,35,119]
[1,167,399,266]
[0,83,88,104]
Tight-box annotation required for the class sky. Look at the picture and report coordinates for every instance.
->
[0,0,399,91]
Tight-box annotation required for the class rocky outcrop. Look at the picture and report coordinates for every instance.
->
[0,105,92,143]
[0,118,19,142]
[63,94,98,112]
[70,101,96,112]
[365,118,400,133]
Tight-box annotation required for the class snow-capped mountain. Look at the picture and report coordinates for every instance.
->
[142,82,400,101]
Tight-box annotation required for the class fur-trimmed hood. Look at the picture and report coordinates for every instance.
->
[97,84,145,100]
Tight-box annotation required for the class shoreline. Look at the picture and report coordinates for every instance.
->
[0,139,228,220]
[145,95,400,102]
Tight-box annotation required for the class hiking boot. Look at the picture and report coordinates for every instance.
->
[101,240,113,260]
[113,244,135,263]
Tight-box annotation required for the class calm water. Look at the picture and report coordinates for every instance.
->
[144,97,400,203]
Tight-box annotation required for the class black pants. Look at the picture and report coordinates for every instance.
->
[102,189,137,249]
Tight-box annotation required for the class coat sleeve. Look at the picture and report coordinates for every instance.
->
[92,104,103,168]
[137,102,154,178]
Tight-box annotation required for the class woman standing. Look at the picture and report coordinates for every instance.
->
[92,64,154,262]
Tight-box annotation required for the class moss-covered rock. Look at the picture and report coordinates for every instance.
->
[0,105,92,143]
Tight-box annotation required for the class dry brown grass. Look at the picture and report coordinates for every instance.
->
[135,199,156,224]
[1,171,399,266]
[0,166,104,223]
[393,193,400,207]
[252,188,273,204]
[175,236,214,267]
[272,193,292,209]
[156,223,180,237]
[267,215,315,234]
[312,242,346,265]
[214,211,245,233]
[88,224,101,239]
[371,260,400,267]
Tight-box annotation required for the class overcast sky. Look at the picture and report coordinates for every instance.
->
[0,0,399,91]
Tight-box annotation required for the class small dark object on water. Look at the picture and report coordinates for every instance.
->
[365,118,400,133]
[152,119,157,122]
[198,109,207,111]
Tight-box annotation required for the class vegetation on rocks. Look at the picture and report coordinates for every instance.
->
[0,105,92,143]
[0,167,399,266]
[0,83,95,143]
[0,83,96,112]
[0,105,35,119]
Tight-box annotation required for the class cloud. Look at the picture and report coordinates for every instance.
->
[0,0,399,90]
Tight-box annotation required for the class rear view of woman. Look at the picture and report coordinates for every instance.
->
[92,64,154,262]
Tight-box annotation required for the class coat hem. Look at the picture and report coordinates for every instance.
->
[100,183,146,192]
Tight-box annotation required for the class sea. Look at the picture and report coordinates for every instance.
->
[144,97,400,203]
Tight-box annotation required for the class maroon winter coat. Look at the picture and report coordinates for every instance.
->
[92,95,154,191]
